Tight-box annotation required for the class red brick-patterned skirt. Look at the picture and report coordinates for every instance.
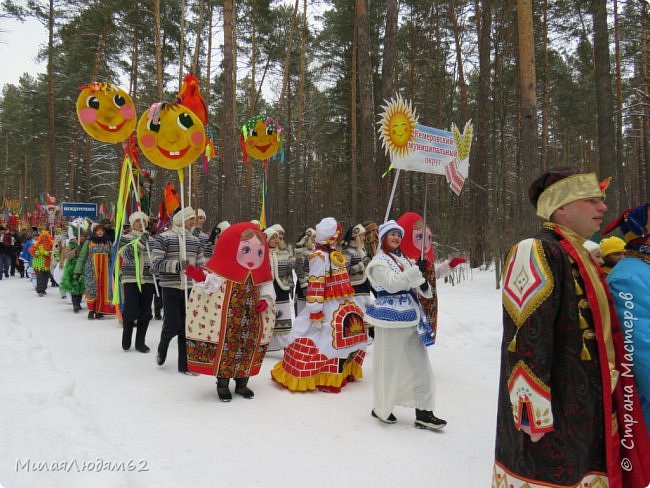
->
[271,337,365,392]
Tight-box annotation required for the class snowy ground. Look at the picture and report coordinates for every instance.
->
[0,267,502,488]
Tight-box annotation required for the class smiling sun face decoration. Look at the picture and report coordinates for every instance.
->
[378,94,418,159]
[136,102,206,170]
[76,82,137,143]
[241,115,282,163]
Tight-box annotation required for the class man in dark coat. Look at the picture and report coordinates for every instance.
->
[493,168,650,488]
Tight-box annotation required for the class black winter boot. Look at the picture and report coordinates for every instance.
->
[234,377,254,399]
[414,409,447,431]
[122,320,134,351]
[87,310,95,320]
[217,377,232,402]
[72,295,82,313]
[135,320,151,353]
[156,339,169,366]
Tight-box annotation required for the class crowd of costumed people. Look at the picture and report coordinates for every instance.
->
[0,205,470,432]
[4,75,650,487]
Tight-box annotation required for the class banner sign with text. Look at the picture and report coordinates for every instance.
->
[390,122,472,196]
[61,202,98,218]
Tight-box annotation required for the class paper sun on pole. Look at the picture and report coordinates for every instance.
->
[378,94,474,223]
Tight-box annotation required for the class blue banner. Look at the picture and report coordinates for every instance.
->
[61,202,98,218]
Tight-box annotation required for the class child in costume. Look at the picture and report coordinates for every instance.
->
[365,220,447,431]
[184,222,275,401]
[29,230,55,297]
[271,217,368,393]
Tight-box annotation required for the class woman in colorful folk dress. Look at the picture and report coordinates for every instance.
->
[265,225,295,351]
[184,222,275,401]
[75,223,115,320]
[271,217,368,393]
[365,220,447,431]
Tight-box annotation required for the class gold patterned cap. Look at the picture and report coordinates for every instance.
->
[529,169,609,220]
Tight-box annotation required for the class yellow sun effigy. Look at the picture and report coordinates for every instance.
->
[377,94,419,159]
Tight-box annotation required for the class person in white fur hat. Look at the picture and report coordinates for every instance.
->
[365,220,446,431]
[271,217,368,393]
[118,211,156,353]
[150,206,205,374]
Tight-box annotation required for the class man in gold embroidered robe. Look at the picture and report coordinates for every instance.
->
[493,168,650,488]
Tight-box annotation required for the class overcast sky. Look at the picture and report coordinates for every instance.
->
[0,16,47,90]
[0,2,325,96]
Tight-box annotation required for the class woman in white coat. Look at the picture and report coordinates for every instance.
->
[365,220,446,431]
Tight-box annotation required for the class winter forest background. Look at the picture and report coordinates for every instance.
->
[1,0,649,275]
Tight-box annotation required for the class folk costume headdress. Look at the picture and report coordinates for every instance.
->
[602,203,650,249]
[206,222,272,285]
[315,217,339,246]
[396,212,434,264]
[528,167,610,220]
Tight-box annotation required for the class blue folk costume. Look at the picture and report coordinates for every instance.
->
[365,221,445,430]
[605,203,650,432]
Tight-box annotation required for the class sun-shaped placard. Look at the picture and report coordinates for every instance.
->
[378,94,418,159]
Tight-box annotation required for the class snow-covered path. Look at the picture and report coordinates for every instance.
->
[0,269,502,488]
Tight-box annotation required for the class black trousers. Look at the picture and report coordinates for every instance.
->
[35,271,50,294]
[0,253,10,277]
[160,287,188,371]
[122,282,155,323]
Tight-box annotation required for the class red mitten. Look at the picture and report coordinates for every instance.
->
[449,257,467,268]
[255,300,268,313]
[184,264,206,282]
